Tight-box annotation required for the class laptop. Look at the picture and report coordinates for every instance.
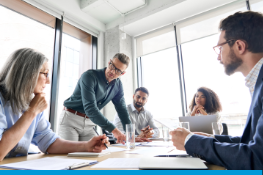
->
[139,157,207,170]
[179,115,217,134]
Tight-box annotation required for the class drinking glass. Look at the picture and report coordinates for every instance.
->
[179,122,190,130]
[162,126,170,142]
[126,124,135,149]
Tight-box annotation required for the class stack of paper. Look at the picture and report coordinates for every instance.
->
[126,147,174,155]
[0,157,98,170]
[140,141,174,147]
[68,147,126,157]
[68,151,110,157]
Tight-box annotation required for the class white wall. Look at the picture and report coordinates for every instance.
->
[103,27,134,123]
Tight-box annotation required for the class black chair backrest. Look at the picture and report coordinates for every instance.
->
[222,123,228,135]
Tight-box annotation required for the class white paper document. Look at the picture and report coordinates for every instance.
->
[68,147,126,157]
[140,141,174,147]
[0,157,98,170]
[107,147,127,152]
[126,147,174,155]
[68,150,110,157]
[111,142,141,147]
[91,158,140,169]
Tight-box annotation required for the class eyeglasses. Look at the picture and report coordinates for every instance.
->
[40,72,49,78]
[108,60,125,75]
[213,39,236,55]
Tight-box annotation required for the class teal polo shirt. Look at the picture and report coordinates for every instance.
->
[64,68,131,132]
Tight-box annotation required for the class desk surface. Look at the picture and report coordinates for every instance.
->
[0,146,225,170]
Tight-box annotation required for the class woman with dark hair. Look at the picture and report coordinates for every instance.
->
[0,48,108,161]
[187,87,223,133]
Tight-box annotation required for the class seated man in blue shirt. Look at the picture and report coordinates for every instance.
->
[170,11,263,170]
[113,87,160,138]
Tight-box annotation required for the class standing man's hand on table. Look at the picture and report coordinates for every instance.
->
[111,128,126,144]
[170,128,191,151]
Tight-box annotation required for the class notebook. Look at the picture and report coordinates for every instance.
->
[179,115,217,134]
[0,157,98,170]
[139,157,207,170]
[68,150,111,157]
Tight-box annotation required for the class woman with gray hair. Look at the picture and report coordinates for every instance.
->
[0,48,109,161]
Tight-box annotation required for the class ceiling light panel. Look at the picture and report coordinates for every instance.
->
[81,0,121,23]
[107,0,146,14]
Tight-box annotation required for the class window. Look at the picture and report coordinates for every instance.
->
[0,1,55,120]
[181,34,250,136]
[140,47,182,121]
[136,25,175,57]
[55,22,92,132]
[250,0,263,12]
[137,0,249,136]
[175,0,247,136]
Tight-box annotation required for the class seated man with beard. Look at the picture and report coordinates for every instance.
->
[113,87,160,138]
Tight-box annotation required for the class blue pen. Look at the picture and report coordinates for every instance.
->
[93,127,108,149]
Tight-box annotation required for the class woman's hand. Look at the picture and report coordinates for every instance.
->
[191,104,204,116]
[197,108,207,115]
[85,134,109,152]
[28,93,48,115]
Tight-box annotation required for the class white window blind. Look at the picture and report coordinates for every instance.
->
[135,24,175,57]
[250,0,263,11]
[22,0,62,19]
[175,0,247,45]
[22,0,99,37]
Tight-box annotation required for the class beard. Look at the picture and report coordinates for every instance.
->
[134,100,143,108]
[224,49,243,76]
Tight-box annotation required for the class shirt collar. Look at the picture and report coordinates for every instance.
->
[131,103,145,113]
[100,67,116,85]
[245,57,263,96]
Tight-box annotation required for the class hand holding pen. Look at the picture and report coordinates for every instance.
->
[140,125,154,138]
[93,127,109,149]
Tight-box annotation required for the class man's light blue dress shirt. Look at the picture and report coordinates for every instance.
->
[0,93,59,158]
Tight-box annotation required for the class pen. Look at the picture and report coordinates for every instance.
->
[154,155,189,157]
[93,127,108,149]
[142,125,150,132]
[68,161,98,170]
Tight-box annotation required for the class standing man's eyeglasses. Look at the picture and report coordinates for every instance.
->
[108,60,125,75]
[40,72,49,78]
[213,39,236,55]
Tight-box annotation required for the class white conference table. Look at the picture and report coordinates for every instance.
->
[0,144,226,170]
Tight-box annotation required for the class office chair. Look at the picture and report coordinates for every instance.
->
[102,129,117,144]
[221,123,228,135]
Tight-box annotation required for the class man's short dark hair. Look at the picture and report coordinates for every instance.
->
[134,87,149,96]
[220,11,263,53]
[113,53,130,67]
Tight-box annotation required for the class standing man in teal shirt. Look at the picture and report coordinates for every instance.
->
[58,53,131,144]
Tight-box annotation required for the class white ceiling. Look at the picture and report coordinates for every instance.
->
[121,0,237,37]
[80,0,147,24]
[23,0,238,36]
[80,0,146,24]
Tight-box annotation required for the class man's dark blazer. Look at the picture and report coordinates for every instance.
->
[185,64,263,170]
